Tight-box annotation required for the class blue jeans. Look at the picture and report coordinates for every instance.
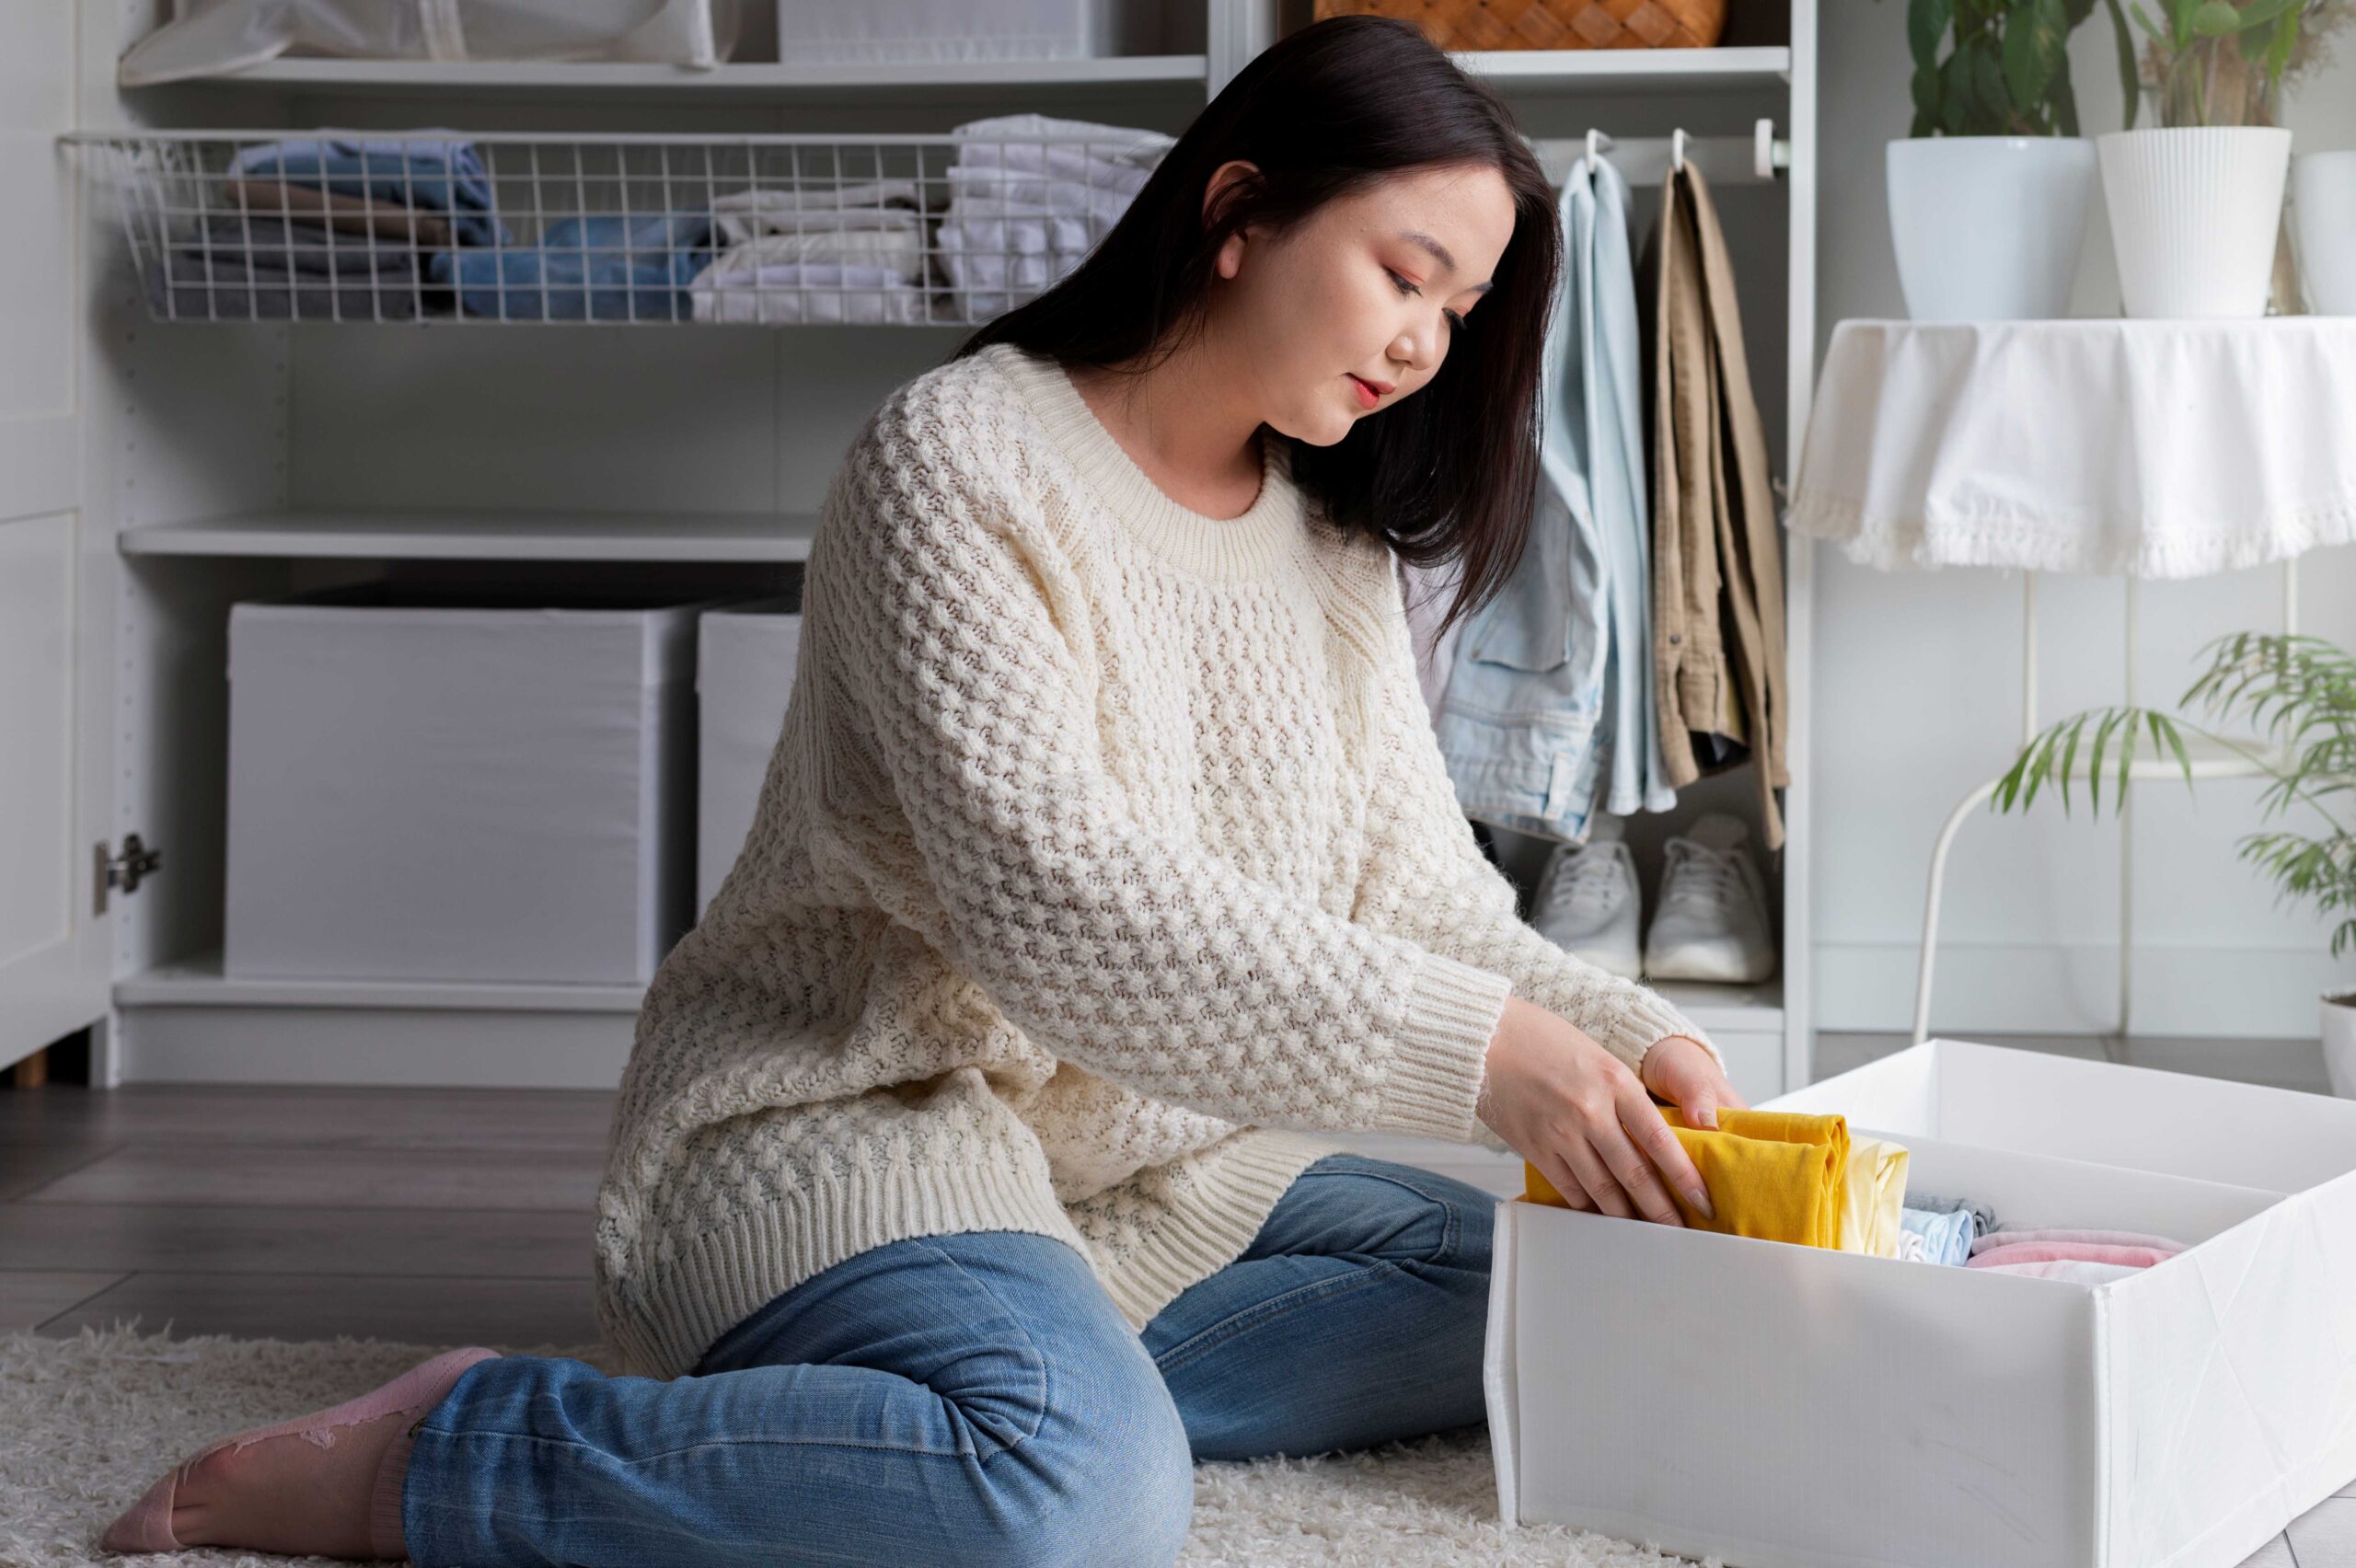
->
[399,1152,1496,1566]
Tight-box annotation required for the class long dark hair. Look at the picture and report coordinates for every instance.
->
[956,15,1559,641]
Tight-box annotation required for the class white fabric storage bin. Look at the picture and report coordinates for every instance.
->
[1483,1038,2356,1568]
[772,0,1091,65]
[121,0,741,86]
[696,594,803,915]
[225,582,711,985]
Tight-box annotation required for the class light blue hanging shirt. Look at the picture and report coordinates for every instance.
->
[1431,151,1674,842]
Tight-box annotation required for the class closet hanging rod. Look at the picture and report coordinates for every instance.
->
[1528,119,1787,188]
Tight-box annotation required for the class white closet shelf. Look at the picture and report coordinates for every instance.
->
[1452,46,1791,93]
[130,49,1789,100]
[144,54,1214,101]
[1648,977,1783,1033]
[116,951,644,1013]
[112,967,1778,1030]
[117,508,818,562]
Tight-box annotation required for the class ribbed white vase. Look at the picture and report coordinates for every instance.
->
[2098,127,2292,317]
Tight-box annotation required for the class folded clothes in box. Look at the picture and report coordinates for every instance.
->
[1484,1038,2356,1568]
[1522,1104,1912,1256]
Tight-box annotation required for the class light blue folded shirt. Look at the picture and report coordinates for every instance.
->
[1900,1205,1978,1267]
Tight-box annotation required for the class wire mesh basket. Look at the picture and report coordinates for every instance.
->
[66,126,1176,327]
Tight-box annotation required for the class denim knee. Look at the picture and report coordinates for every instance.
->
[978,1368,1194,1568]
[1298,1153,1499,1274]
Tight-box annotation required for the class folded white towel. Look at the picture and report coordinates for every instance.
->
[698,225,928,286]
[710,185,928,248]
[688,259,930,325]
[944,166,1144,221]
[950,113,1172,188]
[934,211,1104,321]
[713,182,924,218]
[936,115,1172,321]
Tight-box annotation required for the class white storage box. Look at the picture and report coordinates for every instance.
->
[225,582,710,985]
[696,594,803,914]
[773,0,1092,65]
[1483,1038,2356,1568]
[121,0,741,86]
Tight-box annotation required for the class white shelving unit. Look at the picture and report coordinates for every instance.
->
[2,0,1816,1106]
[157,46,1792,98]
[180,55,1220,97]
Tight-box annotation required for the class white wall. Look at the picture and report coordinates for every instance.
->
[1811,2,2356,1037]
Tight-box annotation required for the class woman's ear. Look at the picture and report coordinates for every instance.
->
[1202,159,1260,281]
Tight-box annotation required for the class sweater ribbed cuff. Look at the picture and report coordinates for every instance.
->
[1605,986,1727,1083]
[1373,951,1513,1142]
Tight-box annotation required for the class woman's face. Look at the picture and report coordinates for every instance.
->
[1208,160,1518,447]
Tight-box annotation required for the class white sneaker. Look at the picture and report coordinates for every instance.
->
[1530,815,1643,979]
[1643,813,1776,984]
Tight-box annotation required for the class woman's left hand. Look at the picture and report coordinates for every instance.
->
[1637,1035,1748,1130]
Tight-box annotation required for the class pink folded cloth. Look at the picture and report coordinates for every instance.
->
[1968,1228,2184,1257]
[1966,1240,2177,1270]
[1979,1259,2144,1285]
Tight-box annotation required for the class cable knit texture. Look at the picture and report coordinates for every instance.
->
[592,343,1724,1380]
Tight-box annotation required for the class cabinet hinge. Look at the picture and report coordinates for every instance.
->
[94,834,162,915]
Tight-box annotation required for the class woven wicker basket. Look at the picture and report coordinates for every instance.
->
[1313,0,1727,51]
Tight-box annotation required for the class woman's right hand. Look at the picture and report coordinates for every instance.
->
[1475,995,1716,1226]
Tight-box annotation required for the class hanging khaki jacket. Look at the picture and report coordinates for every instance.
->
[1642,162,1790,849]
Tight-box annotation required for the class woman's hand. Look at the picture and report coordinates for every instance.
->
[1636,1034,1750,1132]
[1475,996,1717,1225]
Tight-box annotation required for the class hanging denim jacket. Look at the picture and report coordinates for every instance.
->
[1433,150,1674,841]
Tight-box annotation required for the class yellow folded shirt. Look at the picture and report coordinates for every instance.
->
[1522,1106,1851,1249]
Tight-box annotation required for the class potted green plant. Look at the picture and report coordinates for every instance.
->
[1992,631,2356,1097]
[1881,0,2139,318]
[2096,0,2350,315]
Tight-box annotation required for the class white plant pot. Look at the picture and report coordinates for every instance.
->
[2326,991,2356,1099]
[1887,136,2096,320]
[2097,126,2293,318]
[2291,149,2356,316]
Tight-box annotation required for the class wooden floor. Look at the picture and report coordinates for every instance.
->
[3,1032,2350,1565]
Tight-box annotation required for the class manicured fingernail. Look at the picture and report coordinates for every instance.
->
[1689,1187,1715,1219]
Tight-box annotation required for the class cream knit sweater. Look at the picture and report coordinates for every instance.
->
[592,343,1724,1380]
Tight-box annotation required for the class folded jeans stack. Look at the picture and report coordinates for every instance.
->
[934,113,1173,323]
[151,137,507,321]
[432,212,718,322]
[688,183,932,325]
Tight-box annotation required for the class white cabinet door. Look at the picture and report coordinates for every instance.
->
[0,5,105,1069]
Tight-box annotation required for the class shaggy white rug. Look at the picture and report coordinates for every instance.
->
[2,1325,1718,1567]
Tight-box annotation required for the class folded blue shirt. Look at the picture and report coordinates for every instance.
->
[1900,1205,1979,1267]
[429,213,717,322]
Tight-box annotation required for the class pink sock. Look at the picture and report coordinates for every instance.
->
[98,1344,501,1557]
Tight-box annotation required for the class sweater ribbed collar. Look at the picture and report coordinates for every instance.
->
[984,343,1307,582]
